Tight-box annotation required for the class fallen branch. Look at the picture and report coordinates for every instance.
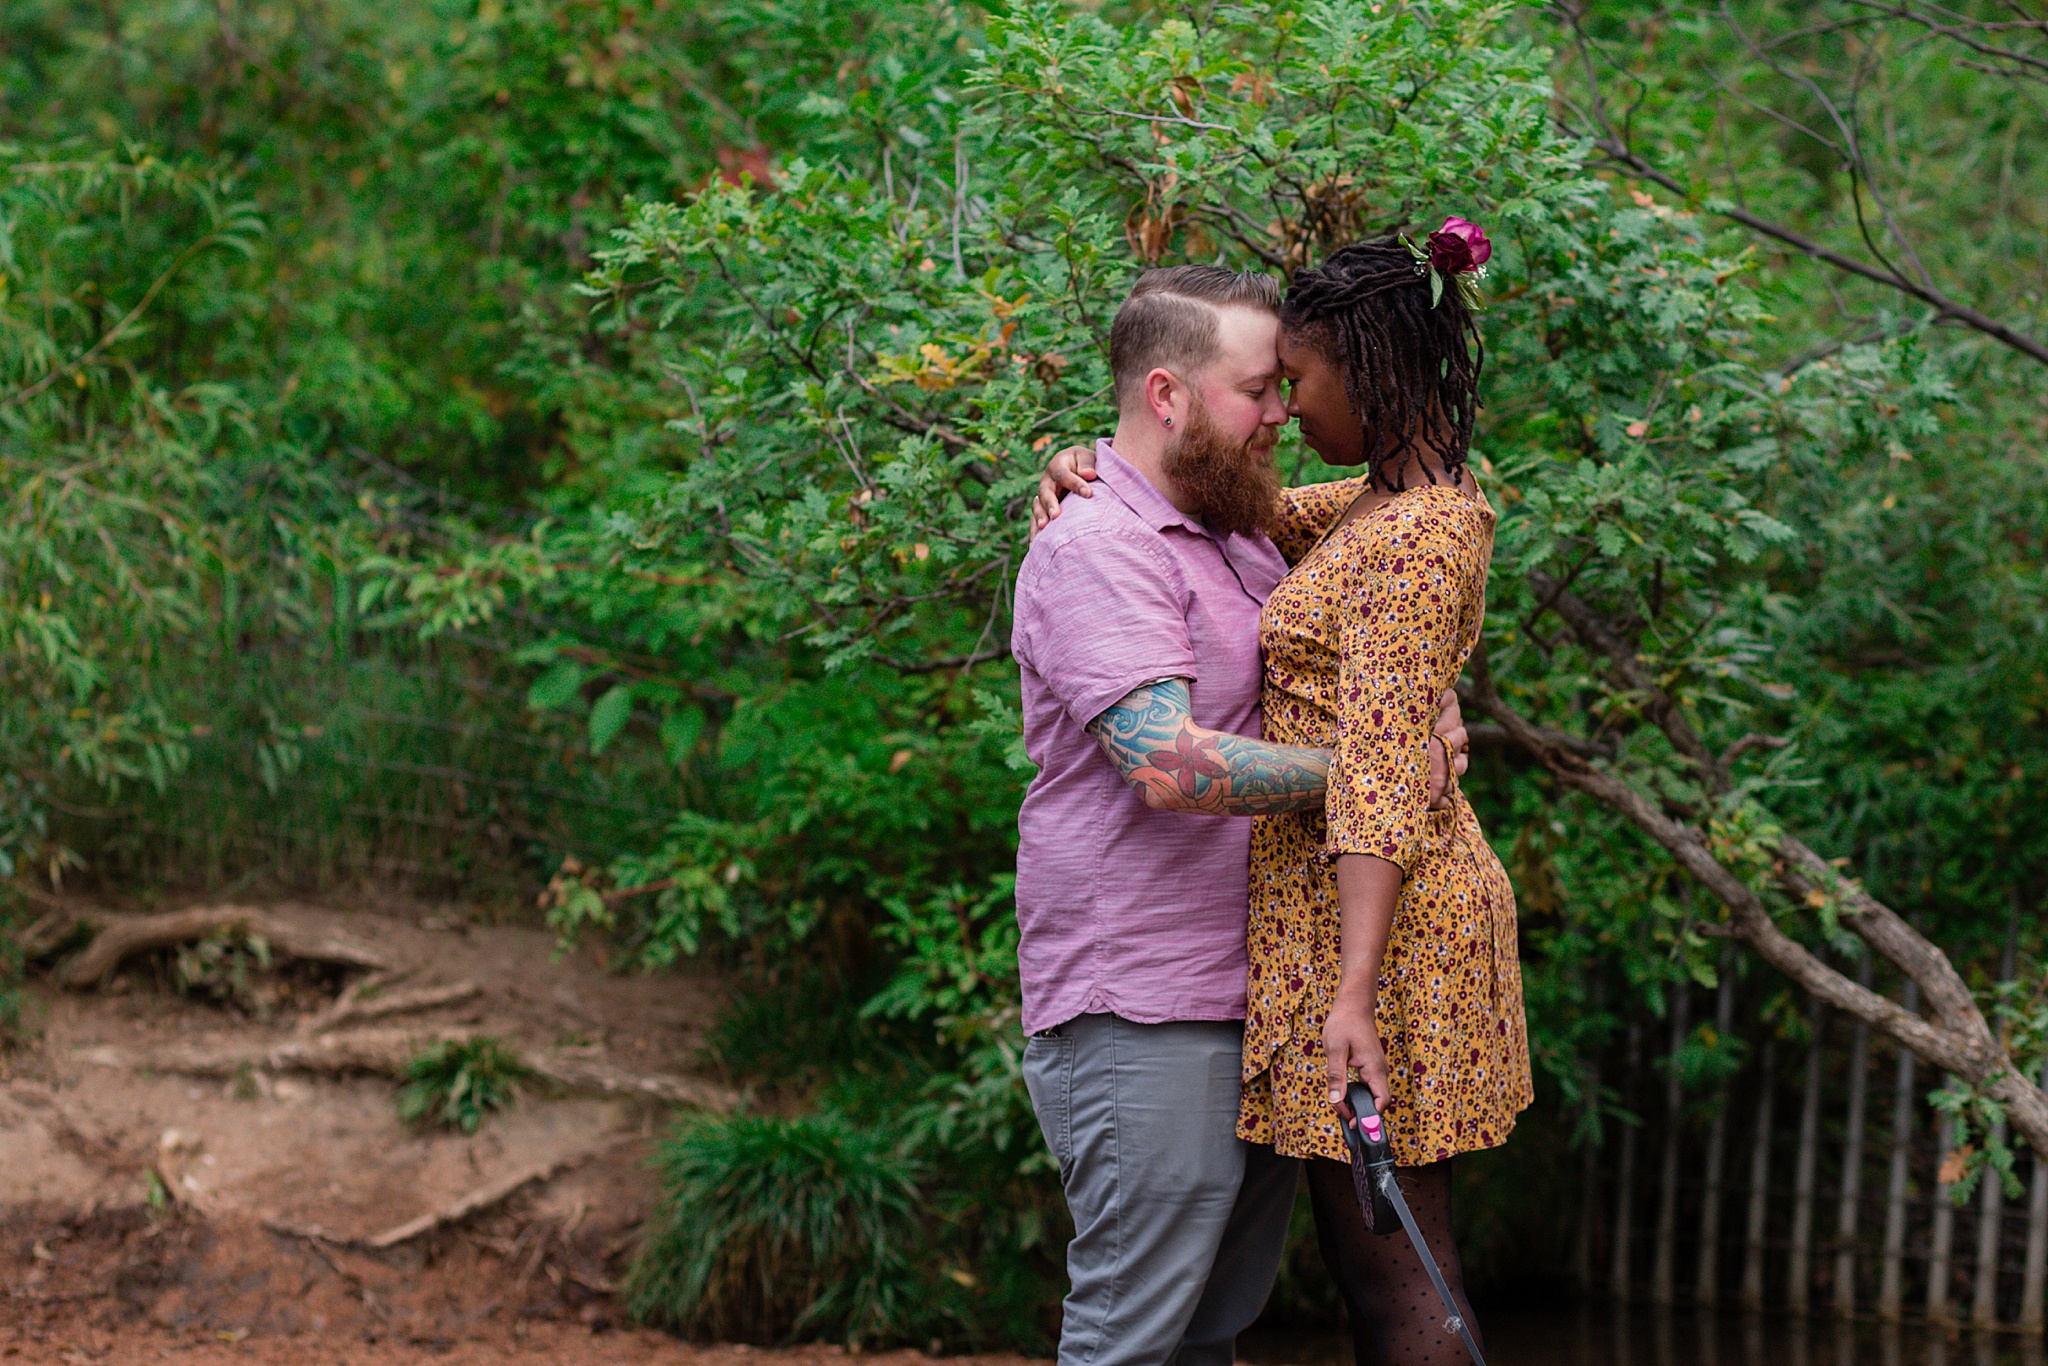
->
[59,906,393,988]
[262,1217,359,1246]
[365,1135,637,1249]
[564,1267,619,1295]
[108,1026,469,1078]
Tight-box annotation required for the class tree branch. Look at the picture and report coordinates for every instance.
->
[1589,137,2048,368]
[1463,651,2048,1154]
[886,644,1012,674]
[1843,0,2048,79]
[1527,569,1727,790]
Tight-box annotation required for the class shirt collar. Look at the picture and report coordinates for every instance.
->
[1093,440,1207,537]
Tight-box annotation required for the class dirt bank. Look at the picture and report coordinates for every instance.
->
[0,895,885,1364]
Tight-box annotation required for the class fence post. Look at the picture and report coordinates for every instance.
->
[1834,951,1874,1317]
[1611,1021,1644,1301]
[1652,985,1691,1305]
[2023,1062,2048,1332]
[1877,981,1921,1320]
[1742,1036,1779,1311]
[1576,1052,1605,1299]
[1930,1085,1960,1324]
[1974,1116,2010,1329]
[1696,949,1739,1308]
[1788,1000,1828,1314]
[1973,917,2022,1329]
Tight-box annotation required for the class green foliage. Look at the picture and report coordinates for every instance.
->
[396,1036,531,1133]
[626,1113,926,1346]
[0,152,290,880]
[1927,964,2048,1201]
[564,0,1894,1089]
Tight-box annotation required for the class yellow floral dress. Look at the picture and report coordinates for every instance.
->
[1239,480,1533,1166]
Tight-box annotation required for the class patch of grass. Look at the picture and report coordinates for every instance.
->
[395,1036,530,1133]
[626,1112,925,1347]
[700,949,896,1091]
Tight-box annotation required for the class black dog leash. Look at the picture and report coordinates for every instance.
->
[1340,1082,1489,1366]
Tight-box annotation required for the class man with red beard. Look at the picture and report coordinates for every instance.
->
[1010,267,1465,1366]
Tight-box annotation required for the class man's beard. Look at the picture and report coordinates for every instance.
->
[1162,396,1282,539]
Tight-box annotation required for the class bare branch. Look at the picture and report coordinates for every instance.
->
[886,644,1012,674]
[0,227,235,410]
[1588,138,2048,367]
[1843,0,2048,79]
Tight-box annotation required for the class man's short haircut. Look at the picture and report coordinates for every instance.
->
[1109,265,1281,409]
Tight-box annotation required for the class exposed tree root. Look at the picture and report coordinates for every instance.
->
[364,1136,636,1248]
[11,907,88,961]
[297,977,482,1036]
[58,905,393,987]
[527,1053,737,1111]
[90,1027,739,1113]
[103,1026,467,1077]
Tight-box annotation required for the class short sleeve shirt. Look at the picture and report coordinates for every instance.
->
[1010,441,1288,1034]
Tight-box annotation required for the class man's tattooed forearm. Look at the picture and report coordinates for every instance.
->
[1086,679,1329,816]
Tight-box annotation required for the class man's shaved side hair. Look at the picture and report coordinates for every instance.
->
[1109,265,1281,409]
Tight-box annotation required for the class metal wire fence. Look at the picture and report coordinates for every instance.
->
[49,454,678,904]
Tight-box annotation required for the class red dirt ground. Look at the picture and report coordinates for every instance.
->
[0,1190,1042,1365]
[0,896,1045,1366]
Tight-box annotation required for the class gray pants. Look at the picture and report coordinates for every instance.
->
[1024,1014,1300,1366]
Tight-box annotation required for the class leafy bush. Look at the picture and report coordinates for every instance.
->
[396,1037,531,1133]
[627,1113,925,1346]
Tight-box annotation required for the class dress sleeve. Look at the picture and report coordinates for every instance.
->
[1269,477,1368,567]
[1322,503,1473,874]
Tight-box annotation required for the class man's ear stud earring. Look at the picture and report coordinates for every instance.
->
[1163,417,1173,427]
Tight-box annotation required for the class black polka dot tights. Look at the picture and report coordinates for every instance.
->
[1305,1156,1484,1366]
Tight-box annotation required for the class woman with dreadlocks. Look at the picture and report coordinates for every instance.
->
[1238,229,1531,1366]
[1032,224,1531,1365]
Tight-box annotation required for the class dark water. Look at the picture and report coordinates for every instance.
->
[1240,1308,2048,1366]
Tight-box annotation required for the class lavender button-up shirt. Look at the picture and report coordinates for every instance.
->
[1010,441,1288,1035]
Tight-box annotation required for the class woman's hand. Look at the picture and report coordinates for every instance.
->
[1426,687,1469,810]
[1325,994,1389,1114]
[1031,445,1099,535]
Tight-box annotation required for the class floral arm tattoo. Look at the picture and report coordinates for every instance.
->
[1086,679,1330,816]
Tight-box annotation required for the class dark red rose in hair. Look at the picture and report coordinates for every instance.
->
[1426,215,1491,275]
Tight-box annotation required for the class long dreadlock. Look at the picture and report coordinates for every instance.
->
[1280,236,1483,492]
